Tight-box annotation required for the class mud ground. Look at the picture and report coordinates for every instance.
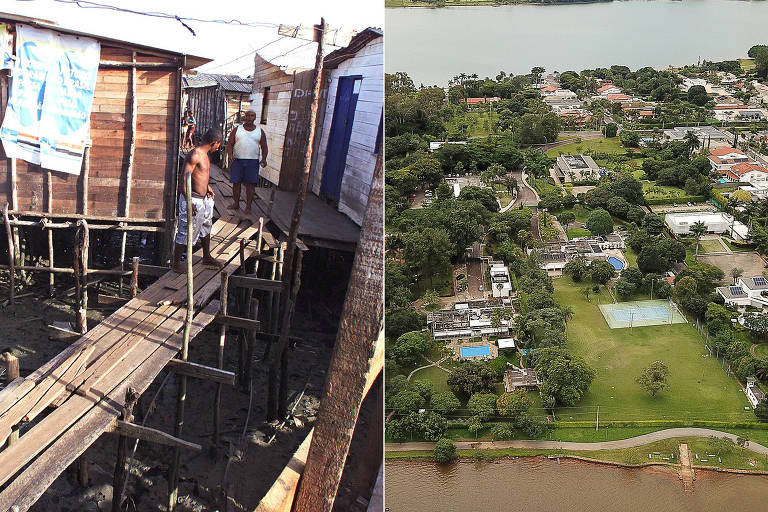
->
[0,244,380,511]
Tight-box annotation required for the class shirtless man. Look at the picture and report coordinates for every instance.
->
[226,108,268,214]
[172,128,224,273]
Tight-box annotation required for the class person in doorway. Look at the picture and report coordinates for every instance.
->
[172,128,223,274]
[226,108,268,214]
[183,109,197,149]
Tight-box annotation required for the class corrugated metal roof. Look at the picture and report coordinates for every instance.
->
[324,27,382,69]
[182,73,252,93]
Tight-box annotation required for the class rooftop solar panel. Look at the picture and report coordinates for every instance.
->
[730,286,745,296]
[754,277,767,286]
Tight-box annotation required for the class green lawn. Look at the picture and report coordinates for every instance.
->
[697,239,727,254]
[567,228,591,239]
[739,58,756,72]
[410,364,451,393]
[624,245,638,268]
[534,178,560,196]
[554,277,755,423]
[642,182,687,200]
[546,138,625,158]
[754,344,768,360]
[414,263,453,297]
[445,111,500,138]
[498,192,514,208]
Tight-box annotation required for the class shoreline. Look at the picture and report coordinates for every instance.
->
[386,452,768,476]
[386,0,611,7]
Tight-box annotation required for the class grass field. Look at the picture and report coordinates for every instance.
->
[554,277,755,423]
[754,344,768,360]
[410,364,451,393]
[414,263,453,297]
[546,138,625,158]
[697,239,727,254]
[739,58,756,72]
[642,182,687,201]
[445,111,499,138]
[568,227,591,239]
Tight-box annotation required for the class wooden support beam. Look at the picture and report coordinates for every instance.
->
[130,257,140,298]
[4,203,15,304]
[3,353,20,446]
[228,275,282,291]
[138,264,171,277]
[213,314,261,331]
[214,271,228,445]
[107,420,201,451]
[111,387,138,512]
[75,220,89,334]
[0,378,34,417]
[99,61,177,69]
[119,51,137,295]
[166,359,235,386]
[46,170,54,297]
[81,146,90,216]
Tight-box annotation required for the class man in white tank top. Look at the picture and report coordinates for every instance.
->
[226,108,269,214]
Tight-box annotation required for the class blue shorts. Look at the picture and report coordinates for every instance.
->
[230,159,260,184]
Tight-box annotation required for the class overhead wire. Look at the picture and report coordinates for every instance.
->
[232,40,315,77]
[201,37,285,73]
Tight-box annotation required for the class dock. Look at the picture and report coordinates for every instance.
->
[679,443,695,490]
[0,213,273,511]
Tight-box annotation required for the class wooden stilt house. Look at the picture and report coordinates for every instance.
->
[0,13,209,267]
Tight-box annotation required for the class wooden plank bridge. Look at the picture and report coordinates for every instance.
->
[0,213,277,511]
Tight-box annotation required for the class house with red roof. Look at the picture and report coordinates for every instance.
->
[707,146,753,172]
[540,85,558,95]
[605,94,631,103]
[460,97,500,105]
[719,162,768,184]
[597,83,622,96]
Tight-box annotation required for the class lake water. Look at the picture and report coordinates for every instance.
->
[385,458,768,511]
[386,0,768,86]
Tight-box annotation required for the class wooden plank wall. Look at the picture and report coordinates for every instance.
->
[185,85,224,140]
[0,43,180,220]
[311,37,383,226]
[250,54,296,187]
[278,69,316,192]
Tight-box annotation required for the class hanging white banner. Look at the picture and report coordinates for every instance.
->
[0,24,100,174]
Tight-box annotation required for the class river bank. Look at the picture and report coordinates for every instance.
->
[386,0,610,7]
[385,456,768,511]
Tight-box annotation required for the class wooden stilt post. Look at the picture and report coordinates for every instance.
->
[3,203,15,304]
[82,146,90,216]
[3,352,19,446]
[213,271,228,445]
[76,220,89,335]
[111,387,139,512]
[75,219,90,487]
[120,51,138,295]
[278,249,303,417]
[47,170,54,296]
[10,158,21,285]
[130,256,140,298]
[168,169,194,511]
[268,21,326,419]
[237,239,247,386]
[266,243,284,421]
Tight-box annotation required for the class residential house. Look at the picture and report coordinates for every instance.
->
[719,162,768,184]
[597,83,622,96]
[664,126,731,148]
[460,97,500,105]
[539,85,558,95]
[426,298,514,341]
[553,154,602,183]
[707,147,753,173]
[531,235,624,275]
[605,93,631,103]
[716,277,768,310]
[489,261,513,298]
[503,368,541,392]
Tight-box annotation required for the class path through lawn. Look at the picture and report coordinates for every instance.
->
[554,277,754,423]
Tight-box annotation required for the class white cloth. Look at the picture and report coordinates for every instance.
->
[175,194,214,246]
[233,124,262,160]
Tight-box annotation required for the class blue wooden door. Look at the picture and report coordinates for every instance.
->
[321,76,361,202]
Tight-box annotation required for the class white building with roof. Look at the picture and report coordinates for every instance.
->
[489,261,513,298]
[665,211,749,241]
[746,377,766,408]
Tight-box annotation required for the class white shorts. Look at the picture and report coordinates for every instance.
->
[175,194,214,246]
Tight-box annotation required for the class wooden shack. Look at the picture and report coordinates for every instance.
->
[181,73,252,156]
[0,14,209,261]
[249,54,314,190]
[310,28,383,226]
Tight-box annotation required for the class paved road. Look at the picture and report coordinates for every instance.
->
[386,428,768,455]
[510,170,538,207]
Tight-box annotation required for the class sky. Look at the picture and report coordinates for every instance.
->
[2,0,383,74]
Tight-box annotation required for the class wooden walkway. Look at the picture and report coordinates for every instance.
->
[0,213,268,511]
[207,162,360,251]
[679,443,695,490]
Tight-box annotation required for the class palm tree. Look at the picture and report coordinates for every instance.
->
[731,267,744,285]
[690,221,707,256]
[684,130,700,156]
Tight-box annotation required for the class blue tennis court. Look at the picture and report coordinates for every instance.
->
[460,345,491,358]
[598,300,687,329]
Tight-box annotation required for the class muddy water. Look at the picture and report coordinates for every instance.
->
[385,458,768,511]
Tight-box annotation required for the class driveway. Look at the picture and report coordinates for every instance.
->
[510,169,539,207]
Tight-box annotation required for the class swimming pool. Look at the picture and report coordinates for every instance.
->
[460,345,491,358]
[607,256,624,270]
